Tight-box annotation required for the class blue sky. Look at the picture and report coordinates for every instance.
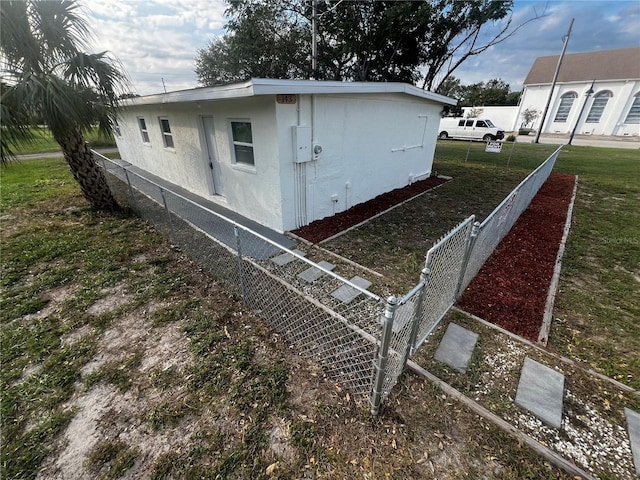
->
[85,0,640,96]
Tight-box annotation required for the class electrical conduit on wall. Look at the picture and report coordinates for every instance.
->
[294,97,307,228]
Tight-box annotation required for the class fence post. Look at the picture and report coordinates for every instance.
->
[234,225,247,302]
[159,187,176,244]
[506,140,517,168]
[464,140,472,163]
[123,169,139,211]
[370,296,397,416]
[455,221,481,300]
[403,268,431,368]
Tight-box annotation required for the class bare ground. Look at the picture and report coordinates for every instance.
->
[21,249,568,480]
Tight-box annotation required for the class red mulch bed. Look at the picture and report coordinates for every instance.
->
[458,172,576,342]
[291,176,448,243]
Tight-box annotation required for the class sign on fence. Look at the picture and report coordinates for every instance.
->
[485,141,503,153]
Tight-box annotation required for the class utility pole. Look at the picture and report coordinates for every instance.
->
[568,81,595,145]
[535,18,574,144]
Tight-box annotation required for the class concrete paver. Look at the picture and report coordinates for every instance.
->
[433,323,479,373]
[331,276,372,304]
[271,249,306,266]
[515,357,564,428]
[298,260,335,283]
[625,408,640,475]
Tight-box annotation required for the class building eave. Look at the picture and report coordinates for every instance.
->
[121,78,457,107]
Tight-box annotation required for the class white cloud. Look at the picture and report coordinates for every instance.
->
[450,0,640,92]
[80,0,639,95]
[83,0,226,94]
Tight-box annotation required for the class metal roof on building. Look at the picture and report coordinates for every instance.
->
[122,78,456,106]
[523,47,640,85]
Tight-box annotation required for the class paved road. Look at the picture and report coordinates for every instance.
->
[14,147,119,161]
[14,132,640,162]
[516,133,640,149]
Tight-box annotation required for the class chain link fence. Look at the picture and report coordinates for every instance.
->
[376,145,562,392]
[96,153,384,400]
[458,146,562,293]
[95,145,561,415]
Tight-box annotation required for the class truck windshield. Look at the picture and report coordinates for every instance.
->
[485,120,496,127]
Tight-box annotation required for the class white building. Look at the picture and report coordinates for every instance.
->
[517,47,640,137]
[113,78,455,233]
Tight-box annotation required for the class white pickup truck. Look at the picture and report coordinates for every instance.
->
[438,118,505,141]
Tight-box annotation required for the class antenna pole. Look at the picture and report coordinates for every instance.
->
[311,0,317,79]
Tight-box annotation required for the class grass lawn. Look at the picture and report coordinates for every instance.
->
[550,145,640,390]
[1,157,574,479]
[325,141,559,292]
[5,126,116,156]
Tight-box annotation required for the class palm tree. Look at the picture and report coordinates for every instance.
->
[1,0,127,210]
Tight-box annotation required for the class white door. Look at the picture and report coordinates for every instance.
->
[201,116,224,196]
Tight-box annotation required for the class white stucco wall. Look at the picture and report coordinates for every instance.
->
[115,91,445,233]
[519,81,640,137]
[114,96,285,232]
[274,93,442,231]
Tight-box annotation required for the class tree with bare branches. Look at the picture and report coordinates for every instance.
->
[195,0,546,92]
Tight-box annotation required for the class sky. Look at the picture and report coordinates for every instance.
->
[84,0,640,96]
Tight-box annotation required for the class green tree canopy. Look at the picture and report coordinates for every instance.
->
[1,0,128,210]
[195,1,311,85]
[195,0,544,90]
[459,78,521,106]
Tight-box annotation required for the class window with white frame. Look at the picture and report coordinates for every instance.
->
[553,92,577,122]
[159,117,174,149]
[138,117,150,143]
[586,91,612,123]
[624,93,640,124]
[230,120,254,166]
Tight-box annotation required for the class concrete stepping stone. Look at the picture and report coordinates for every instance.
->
[297,260,335,283]
[515,357,564,428]
[625,408,640,475]
[433,323,479,373]
[271,249,306,266]
[331,276,372,304]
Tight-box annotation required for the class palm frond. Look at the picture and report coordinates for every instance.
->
[30,0,92,63]
[1,0,128,144]
[0,1,41,76]
[63,51,129,103]
[0,89,37,163]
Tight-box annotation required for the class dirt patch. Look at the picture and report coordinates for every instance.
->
[61,324,94,346]
[87,283,133,316]
[458,173,576,341]
[292,176,449,243]
[40,292,197,480]
[81,301,187,378]
[23,284,79,322]
[39,385,120,480]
